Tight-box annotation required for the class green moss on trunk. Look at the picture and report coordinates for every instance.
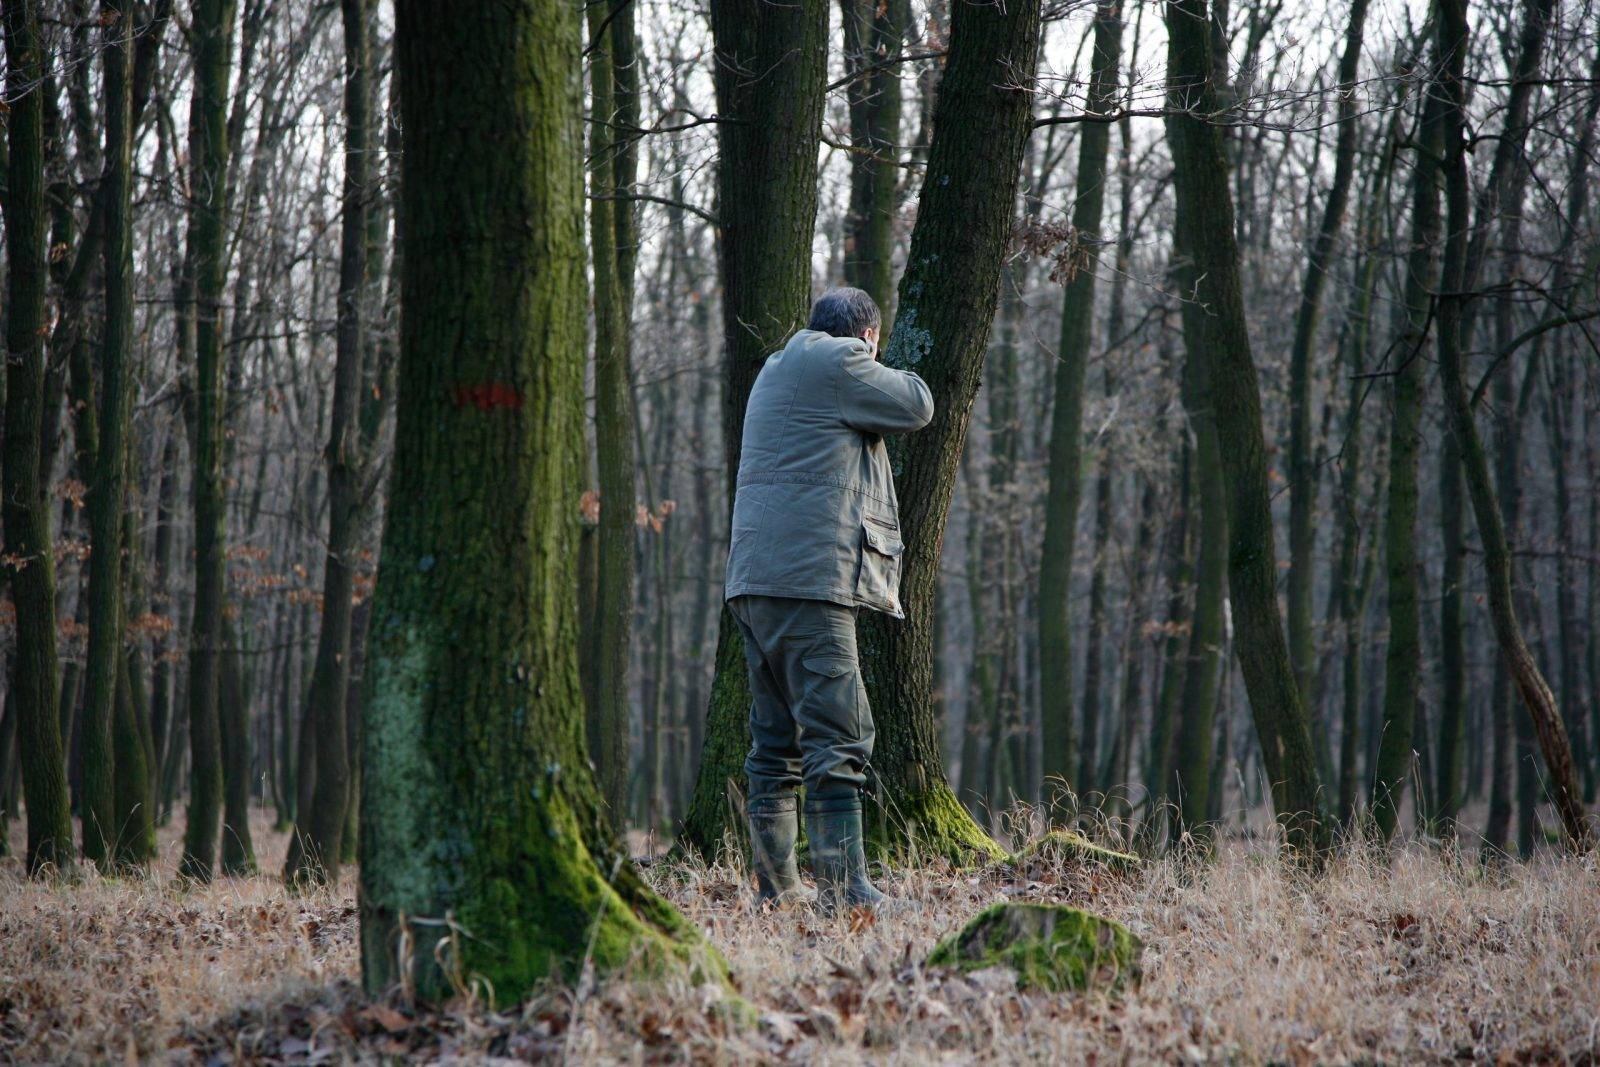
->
[927,903,1142,993]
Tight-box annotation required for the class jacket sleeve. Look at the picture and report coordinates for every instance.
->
[836,343,935,436]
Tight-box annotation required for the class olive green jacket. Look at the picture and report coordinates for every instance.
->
[724,329,934,618]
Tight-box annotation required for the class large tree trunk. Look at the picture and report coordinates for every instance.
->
[284,0,371,888]
[858,0,1043,862]
[179,0,237,882]
[1037,0,1121,811]
[1433,0,1590,853]
[359,0,718,1005]
[1163,0,1328,857]
[839,0,908,319]
[676,0,830,860]
[1,0,77,875]
[585,0,638,819]
[1285,0,1371,710]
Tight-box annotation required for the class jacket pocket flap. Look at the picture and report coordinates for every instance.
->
[803,654,853,678]
[862,522,904,557]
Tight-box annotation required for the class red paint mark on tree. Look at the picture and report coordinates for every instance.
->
[453,382,524,411]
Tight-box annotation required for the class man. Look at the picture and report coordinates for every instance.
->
[724,287,934,911]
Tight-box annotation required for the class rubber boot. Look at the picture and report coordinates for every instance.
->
[748,795,812,906]
[804,793,889,914]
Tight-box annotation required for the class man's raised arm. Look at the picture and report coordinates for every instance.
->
[837,343,935,436]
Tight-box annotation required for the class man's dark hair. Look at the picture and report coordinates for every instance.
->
[807,286,882,339]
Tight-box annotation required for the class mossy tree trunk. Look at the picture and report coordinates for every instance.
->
[284,0,372,888]
[1433,0,1590,853]
[2,0,77,876]
[1037,0,1120,813]
[839,0,907,321]
[359,0,717,1004]
[1163,0,1328,857]
[676,0,830,860]
[858,0,1043,862]
[179,0,237,883]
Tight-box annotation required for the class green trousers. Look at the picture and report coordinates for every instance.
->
[729,594,874,803]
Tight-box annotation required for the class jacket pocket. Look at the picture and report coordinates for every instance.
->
[855,518,905,611]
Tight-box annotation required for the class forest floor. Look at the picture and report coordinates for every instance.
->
[2,809,1598,1065]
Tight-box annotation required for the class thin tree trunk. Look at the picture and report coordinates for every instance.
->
[1286,0,1371,706]
[149,429,179,802]
[80,0,142,871]
[1079,453,1113,801]
[586,0,638,820]
[1333,132,1392,827]
[1164,0,1328,856]
[1038,0,1121,812]
[1145,434,1193,817]
[1372,81,1444,843]
[218,615,256,873]
[839,0,908,320]
[179,0,237,882]
[283,0,371,888]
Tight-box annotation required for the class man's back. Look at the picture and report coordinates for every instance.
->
[725,328,933,619]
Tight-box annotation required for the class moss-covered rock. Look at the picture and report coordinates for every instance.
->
[1006,830,1141,875]
[926,903,1142,993]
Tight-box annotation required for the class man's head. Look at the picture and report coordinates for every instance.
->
[808,287,882,349]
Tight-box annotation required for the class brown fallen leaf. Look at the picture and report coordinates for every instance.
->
[360,1003,410,1035]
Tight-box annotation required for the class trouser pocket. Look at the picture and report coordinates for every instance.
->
[793,633,874,794]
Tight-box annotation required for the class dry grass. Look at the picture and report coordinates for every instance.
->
[3,809,1597,1064]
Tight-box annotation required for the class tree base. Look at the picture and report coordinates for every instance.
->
[866,784,1003,866]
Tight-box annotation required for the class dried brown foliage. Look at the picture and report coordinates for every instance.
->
[2,811,1597,1063]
